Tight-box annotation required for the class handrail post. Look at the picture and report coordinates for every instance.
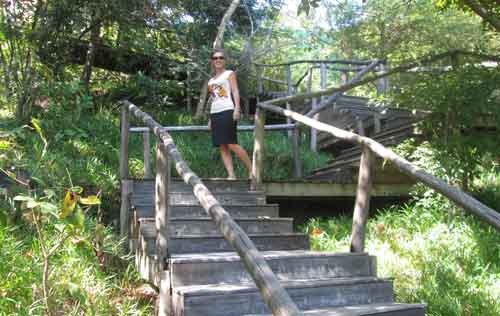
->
[252,107,265,191]
[350,145,373,252]
[120,102,130,179]
[143,129,152,179]
[308,68,318,153]
[256,65,264,98]
[155,142,170,272]
[377,62,389,95]
[285,65,293,138]
[120,102,131,242]
[292,125,302,179]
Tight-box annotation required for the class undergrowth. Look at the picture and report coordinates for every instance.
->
[300,140,500,316]
[0,217,153,315]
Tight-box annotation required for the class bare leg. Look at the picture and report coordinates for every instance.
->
[220,144,236,179]
[228,144,252,177]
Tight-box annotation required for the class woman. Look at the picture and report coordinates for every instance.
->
[207,50,252,179]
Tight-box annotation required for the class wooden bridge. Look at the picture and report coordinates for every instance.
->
[119,56,500,316]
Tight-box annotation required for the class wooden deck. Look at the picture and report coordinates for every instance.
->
[263,180,412,197]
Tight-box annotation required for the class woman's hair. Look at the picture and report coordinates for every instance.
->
[211,49,226,59]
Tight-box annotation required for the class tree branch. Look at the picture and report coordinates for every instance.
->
[213,0,241,50]
[463,0,500,32]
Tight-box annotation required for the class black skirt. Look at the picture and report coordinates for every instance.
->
[210,109,238,147]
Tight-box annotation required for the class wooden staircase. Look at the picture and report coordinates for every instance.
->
[128,178,426,316]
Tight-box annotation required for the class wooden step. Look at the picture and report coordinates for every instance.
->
[170,277,394,316]
[131,191,266,206]
[139,217,294,237]
[139,222,309,254]
[245,303,426,316]
[133,179,251,194]
[132,204,280,219]
[169,251,376,287]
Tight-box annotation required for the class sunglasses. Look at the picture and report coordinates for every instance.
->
[211,56,225,60]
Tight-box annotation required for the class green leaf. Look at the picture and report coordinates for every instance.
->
[67,207,85,230]
[79,195,101,205]
[71,186,83,194]
[43,189,56,199]
[39,202,59,217]
[60,191,77,219]
[31,118,43,135]
[55,223,66,233]
[13,195,31,202]
[26,200,39,209]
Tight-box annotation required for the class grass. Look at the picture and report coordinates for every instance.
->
[300,192,500,316]
[0,217,153,316]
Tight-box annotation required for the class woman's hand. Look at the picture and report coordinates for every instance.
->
[233,108,241,121]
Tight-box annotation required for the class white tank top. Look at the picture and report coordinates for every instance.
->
[208,70,234,114]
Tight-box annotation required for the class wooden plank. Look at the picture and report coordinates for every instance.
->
[257,102,500,231]
[350,146,373,253]
[155,143,170,272]
[262,182,411,197]
[124,100,303,316]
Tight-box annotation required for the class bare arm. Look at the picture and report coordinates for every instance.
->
[229,71,241,120]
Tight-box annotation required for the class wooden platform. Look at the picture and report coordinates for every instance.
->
[263,181,412,197]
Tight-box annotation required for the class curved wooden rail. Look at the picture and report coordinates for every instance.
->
[120,100,303,316]
[253,102,500,232]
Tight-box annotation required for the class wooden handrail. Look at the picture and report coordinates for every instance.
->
[255,102,500,231]
[129,123,297,133]
[255,59,376,67]
[121,100,303,316]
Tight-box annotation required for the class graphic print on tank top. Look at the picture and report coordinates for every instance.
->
[208,70,234,114]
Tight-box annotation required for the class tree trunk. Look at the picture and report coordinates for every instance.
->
[82,10,102,89]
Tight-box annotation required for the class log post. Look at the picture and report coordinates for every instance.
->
[350,145,373,253]
[309,68,318,152]
[120,103,130,179]
[120,103,132,248]
[155,142,170,272]
[320,63,327,94]
[256,65,264,97]
[286,65,293,138]
[120,179,133,244]
[143,129,152,179]
[251,107,265,191]
[292,125,302,179]
[377,62,389,95]
[374,114,382,134]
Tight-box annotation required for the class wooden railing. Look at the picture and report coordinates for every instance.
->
[252,101,500,245]
[254,58,387,153]
[119,101,304,316]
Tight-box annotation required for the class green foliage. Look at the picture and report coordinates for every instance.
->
[301,135,500,315]
[391,65,500,190]
[301,200,500,316]
[0,218,152,315]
